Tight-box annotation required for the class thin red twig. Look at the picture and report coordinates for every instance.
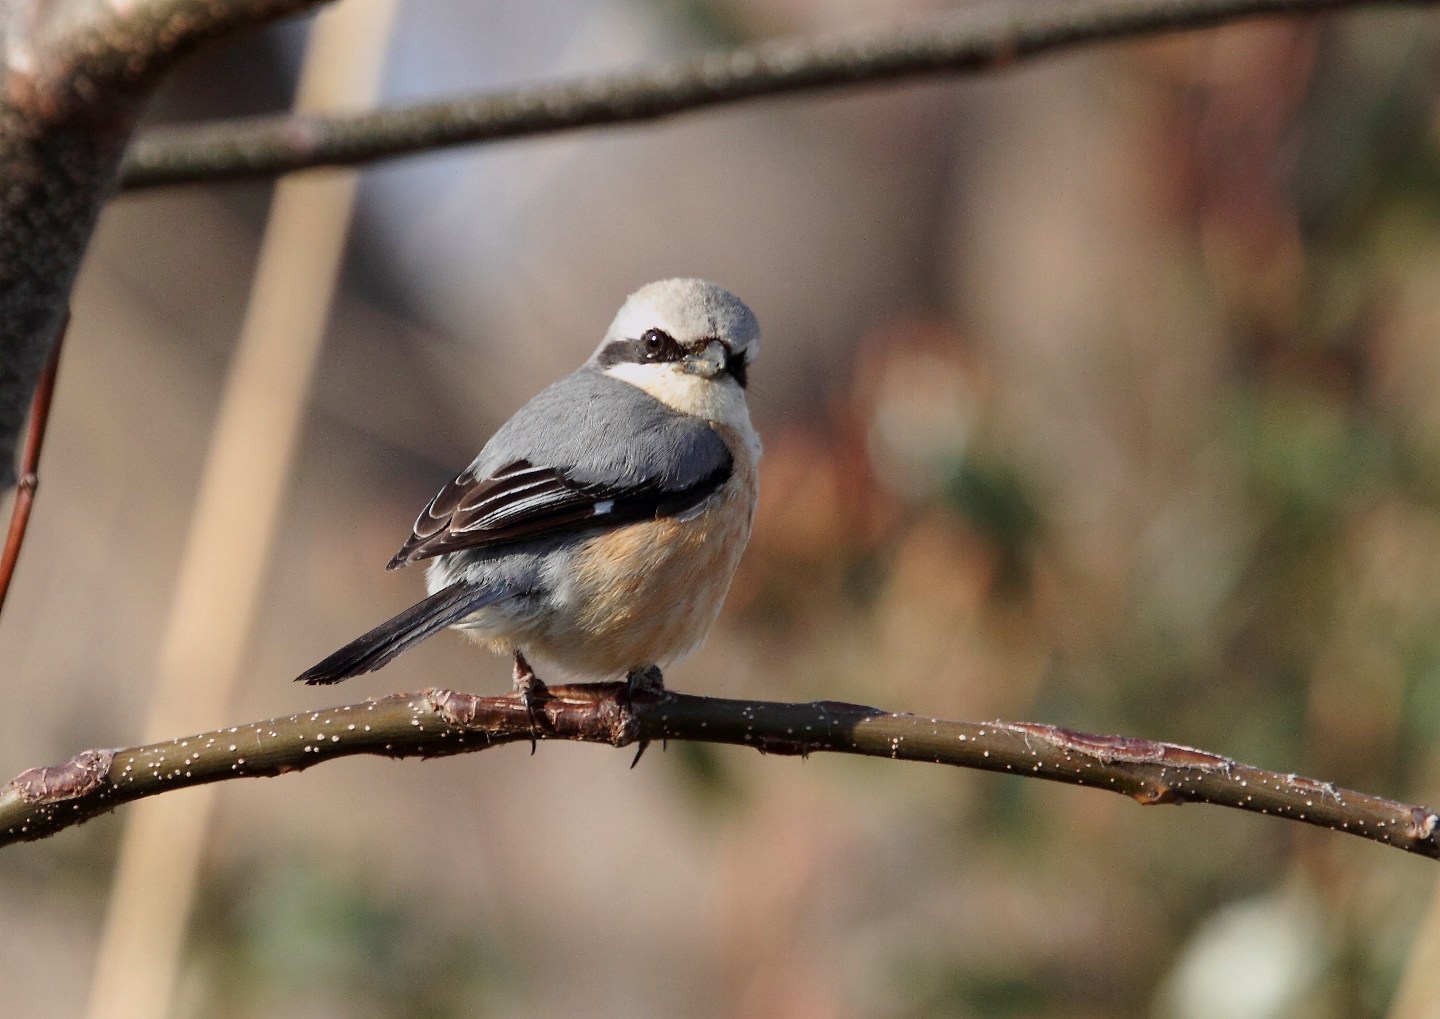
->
[0,314,68,618]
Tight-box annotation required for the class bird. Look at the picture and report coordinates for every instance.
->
[298,278,761,708]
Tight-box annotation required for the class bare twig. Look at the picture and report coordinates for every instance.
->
[3,684,1436,858]
[118,0,1439,191]
[0,313,65,618]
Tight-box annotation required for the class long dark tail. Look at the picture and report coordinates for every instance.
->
[297,582,497,685]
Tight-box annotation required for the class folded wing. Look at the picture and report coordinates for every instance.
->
[387,370,733,569]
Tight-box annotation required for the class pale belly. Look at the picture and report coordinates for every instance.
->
[535,482,755,675]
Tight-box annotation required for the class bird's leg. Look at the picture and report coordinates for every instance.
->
[625,665,665,768]
[512,650,547,755]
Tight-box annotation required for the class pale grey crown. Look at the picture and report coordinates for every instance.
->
[593,278,760,365]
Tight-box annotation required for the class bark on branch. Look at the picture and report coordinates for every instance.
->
[3,683,1437,859]
[119,0,1438,191]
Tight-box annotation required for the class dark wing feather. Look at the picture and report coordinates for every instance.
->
[387,453,732,569]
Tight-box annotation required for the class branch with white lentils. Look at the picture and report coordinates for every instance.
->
[2,683,1436,858]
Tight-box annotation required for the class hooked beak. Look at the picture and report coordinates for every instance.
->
[683,338,729,379]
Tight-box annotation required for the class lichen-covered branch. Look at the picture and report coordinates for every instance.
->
[3,683,1436,859]
[0,0,331,490]
[119,0,1438,191]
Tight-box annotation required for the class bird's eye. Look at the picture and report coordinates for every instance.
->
[641,328,674,360]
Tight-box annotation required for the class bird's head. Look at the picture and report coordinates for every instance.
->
[591,280,759,419]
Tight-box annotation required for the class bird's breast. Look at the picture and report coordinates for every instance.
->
[543,421,759,675]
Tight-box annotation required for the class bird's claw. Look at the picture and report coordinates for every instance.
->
[625,666,666,768]
[513,652,547,754]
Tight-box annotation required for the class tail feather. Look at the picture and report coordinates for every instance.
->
[297,583,497,685]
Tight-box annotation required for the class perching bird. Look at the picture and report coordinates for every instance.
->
[298,278,761,701]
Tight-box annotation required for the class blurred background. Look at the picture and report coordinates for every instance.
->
[4,0,1440,1015]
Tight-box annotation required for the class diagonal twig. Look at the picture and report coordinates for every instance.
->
[118,0,1439,191]
[0,313,67,618]
[3,683,1436,858]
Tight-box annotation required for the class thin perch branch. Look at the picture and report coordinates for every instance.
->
[118,0,1439,191]
[3,684,1436,858]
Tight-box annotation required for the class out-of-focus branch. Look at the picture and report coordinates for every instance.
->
[27,0,332,109]
[0,0,331,491]
[0,312,66,618]
[119,0,1439,190]
[3,683,1437,859]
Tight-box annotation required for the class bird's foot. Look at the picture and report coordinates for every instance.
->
[512,651,548,755]
[625,665,665,768]
[626,664,665,697]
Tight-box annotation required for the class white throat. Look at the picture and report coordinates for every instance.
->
[603,362,760,458]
